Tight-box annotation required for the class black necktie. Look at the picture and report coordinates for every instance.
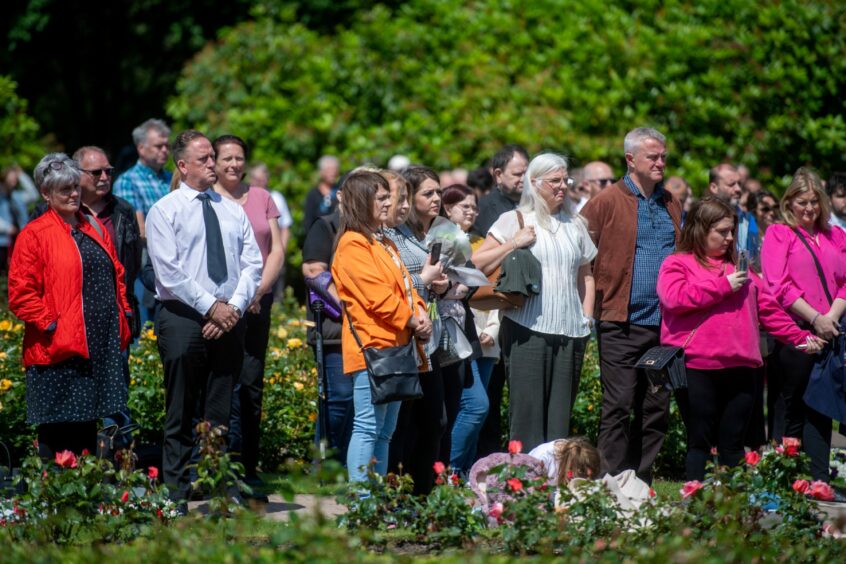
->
[197,192,227,284]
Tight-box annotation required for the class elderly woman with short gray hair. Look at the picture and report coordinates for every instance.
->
[472,153,597,451]
[9,153,132,459]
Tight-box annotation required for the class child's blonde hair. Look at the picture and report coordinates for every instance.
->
[554,437,601,485]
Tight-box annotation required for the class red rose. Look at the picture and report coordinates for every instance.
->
[745,451,761,466]
[680,480,704,499]
[506,478,523,492]
[649,488,656,498]
[121,490,130,503]
[808,481,835,502]
[55,450,78,469]
[450,473,460,486]
[148,466,159,480]
[792,479,810,494]
[782,437,801,456]
[508,440,523,455]
[435,476,444,485]
[433,461,446,475]
[81,449,90,457]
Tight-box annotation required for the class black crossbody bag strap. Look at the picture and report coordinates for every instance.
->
[342,303,366,351]
[791,227,834,305]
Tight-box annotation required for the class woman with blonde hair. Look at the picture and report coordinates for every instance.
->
[473,153,596,451]
[761,167,846,482]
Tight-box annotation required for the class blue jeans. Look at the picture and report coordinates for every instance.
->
[449,359,492,472]
[314,347,354,463]
[347,370,401,483]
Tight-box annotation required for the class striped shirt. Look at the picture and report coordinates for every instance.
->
[384,225,430,301]
[113,161,172,216]
[624,175,676,326]
[489,210,597,337]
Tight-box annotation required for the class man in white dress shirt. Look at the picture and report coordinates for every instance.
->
[146,130,262,508]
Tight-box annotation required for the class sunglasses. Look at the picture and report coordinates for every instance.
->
[82,167,115,178]
[594,177,616,187]
[44,160,71,177]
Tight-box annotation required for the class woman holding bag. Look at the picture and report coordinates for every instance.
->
[761,168,846,482]
[658,197,824,481]
[472,153,596,452]
[332,170,432,484]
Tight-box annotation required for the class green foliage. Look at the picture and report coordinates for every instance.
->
[0,75,43,171]
[1,447,176,543]
[413,468,485,547]
[170,0,846,210]
[191,421,249,516]
[336,468,418,531]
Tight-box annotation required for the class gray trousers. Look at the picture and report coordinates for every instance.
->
[502,317,587,452]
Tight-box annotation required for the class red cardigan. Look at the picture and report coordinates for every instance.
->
[8,208,132,367]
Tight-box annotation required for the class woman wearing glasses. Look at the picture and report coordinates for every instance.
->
[473,153,597,451]
[761,168,846,482]
[8,153,133,458]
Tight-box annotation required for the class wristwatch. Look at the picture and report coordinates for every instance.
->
[228,304,242,317]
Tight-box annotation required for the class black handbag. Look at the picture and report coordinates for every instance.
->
[636,346,687,390]
[345,306,423,405]
[636,312,708,391]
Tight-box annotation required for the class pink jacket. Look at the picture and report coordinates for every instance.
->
[657,253,812,370]
[760,223,846,321]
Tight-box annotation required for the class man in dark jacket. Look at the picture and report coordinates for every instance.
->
[472,144,529,237]
[32,146,143,339]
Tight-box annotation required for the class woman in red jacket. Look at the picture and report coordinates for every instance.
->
[9,153,132,459]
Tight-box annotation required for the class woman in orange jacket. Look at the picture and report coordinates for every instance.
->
[8,153,132,459]
[331,170,432,483]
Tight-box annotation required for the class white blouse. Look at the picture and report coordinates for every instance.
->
[489,209,596,337]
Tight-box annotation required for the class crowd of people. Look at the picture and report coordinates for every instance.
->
[4,119,846,511]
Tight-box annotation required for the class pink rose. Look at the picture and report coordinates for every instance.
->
[432,461,446,475]
[489,501,504,522]
[680,480,704,499]
[745,451,761,466]
[508,440,523,455]
[808,481,835,502]
[792,479,810,494]
[55,450,78,469]
[782,437,801,457]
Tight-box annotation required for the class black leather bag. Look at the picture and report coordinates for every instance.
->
[346,309,423,405]
[635,346,687,390]
[635,310,709,391]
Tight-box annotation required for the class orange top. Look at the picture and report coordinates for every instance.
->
[332,231,428,375]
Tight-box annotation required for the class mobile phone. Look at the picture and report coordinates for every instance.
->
[796,343,808,350]
[430,242,442,264]
[737,250,749,273]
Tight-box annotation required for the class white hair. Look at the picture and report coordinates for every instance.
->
[34,153,81,193]
[623,127,666,155]
[519,153,582,230]
[132,118,170,147]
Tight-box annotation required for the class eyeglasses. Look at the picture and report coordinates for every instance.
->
[758,205,773,213]
[542,177,574,188]
[592,177,616,187]
[82,167,115,178]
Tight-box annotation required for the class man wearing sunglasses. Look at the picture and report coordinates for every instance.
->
[582,161,616,198]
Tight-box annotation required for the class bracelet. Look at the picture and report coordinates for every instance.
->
[811,313,820,325]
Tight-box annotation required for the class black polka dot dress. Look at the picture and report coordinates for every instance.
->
[25,229,127,425]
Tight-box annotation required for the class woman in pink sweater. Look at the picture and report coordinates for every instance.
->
[657,197,823,480]
[761,168,846,482]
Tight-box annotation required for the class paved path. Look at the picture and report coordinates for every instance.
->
[188,494,346,520]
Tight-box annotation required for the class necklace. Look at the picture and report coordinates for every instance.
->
[542,212,565,235]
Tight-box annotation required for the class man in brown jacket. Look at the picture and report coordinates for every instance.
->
[580,127,682,483]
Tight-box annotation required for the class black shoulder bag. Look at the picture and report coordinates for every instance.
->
[342,240,423,405]
[636,311,709,392]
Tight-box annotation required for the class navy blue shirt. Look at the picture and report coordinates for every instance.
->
[624,175,676,325]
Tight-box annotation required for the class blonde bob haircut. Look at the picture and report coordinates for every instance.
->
[779,167,831,233]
